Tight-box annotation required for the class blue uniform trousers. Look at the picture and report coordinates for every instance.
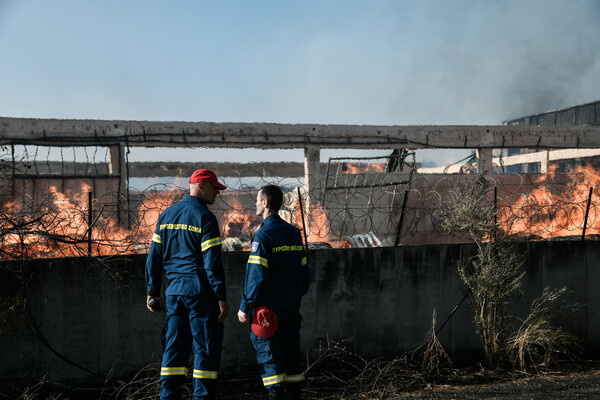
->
[160,295,223,400]
[250,308,305,394]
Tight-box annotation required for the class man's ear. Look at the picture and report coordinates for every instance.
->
[189,182,200,195]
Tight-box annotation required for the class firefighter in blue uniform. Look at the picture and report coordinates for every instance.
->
[237,185,311,400]
[146,169,229,400]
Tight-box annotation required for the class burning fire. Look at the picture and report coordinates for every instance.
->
[290,194,350,248]
[0,184,266,259]
[498,164,600,239]
[0,183,177,260]
[219,196,260,247]
[5,162,598,260]
[341,162,386,174]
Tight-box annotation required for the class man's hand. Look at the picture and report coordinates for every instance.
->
[238,309,250,324]
[218,300,229,322]
[147,296,162,312]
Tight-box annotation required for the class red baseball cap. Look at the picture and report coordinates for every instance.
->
[188,169,227,190]
[251,307,278,338]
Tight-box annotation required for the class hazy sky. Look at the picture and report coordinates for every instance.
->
[1,0,599,165]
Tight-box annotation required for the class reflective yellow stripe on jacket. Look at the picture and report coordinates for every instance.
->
[201,237,222,251]
[152,233,162,244]
[248,255,269,268]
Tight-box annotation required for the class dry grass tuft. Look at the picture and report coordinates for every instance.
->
[507,286,580,371]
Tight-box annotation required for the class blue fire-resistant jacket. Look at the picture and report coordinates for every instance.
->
[145,195,226,301]
[240,214,310,314]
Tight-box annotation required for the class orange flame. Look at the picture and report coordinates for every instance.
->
[220,196,259,245]
[498,164,600,239]
[10,161,598,260]
[0,183,170,259]
[342,162,386,174]
[291,194,350,248]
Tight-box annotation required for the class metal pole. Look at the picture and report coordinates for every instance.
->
[582,187,593,242]
[88,191,93,254]
[297,187,309,246]
[394,189,409,247]
[322,158,332,206]
[493,186,498,240]
[11,144,16,196]
[125,139,131,229]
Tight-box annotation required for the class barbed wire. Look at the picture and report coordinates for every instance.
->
[2,148,600,260]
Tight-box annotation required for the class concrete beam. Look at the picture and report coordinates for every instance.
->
[2,116,600,149]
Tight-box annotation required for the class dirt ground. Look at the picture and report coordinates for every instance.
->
[379,370,600,400]
[213,364,600,400]
[5,362,600,399]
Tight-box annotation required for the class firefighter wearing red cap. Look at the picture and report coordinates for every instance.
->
[237,184,311,400]
[146,169,229,400]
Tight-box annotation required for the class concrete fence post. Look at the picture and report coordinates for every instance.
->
[303,147,321,232]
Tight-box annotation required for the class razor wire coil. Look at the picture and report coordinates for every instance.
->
[2,149,600,260]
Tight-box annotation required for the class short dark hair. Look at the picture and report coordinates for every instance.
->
[259,185,283,212]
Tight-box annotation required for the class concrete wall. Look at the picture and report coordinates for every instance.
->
[1,242,599,385]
